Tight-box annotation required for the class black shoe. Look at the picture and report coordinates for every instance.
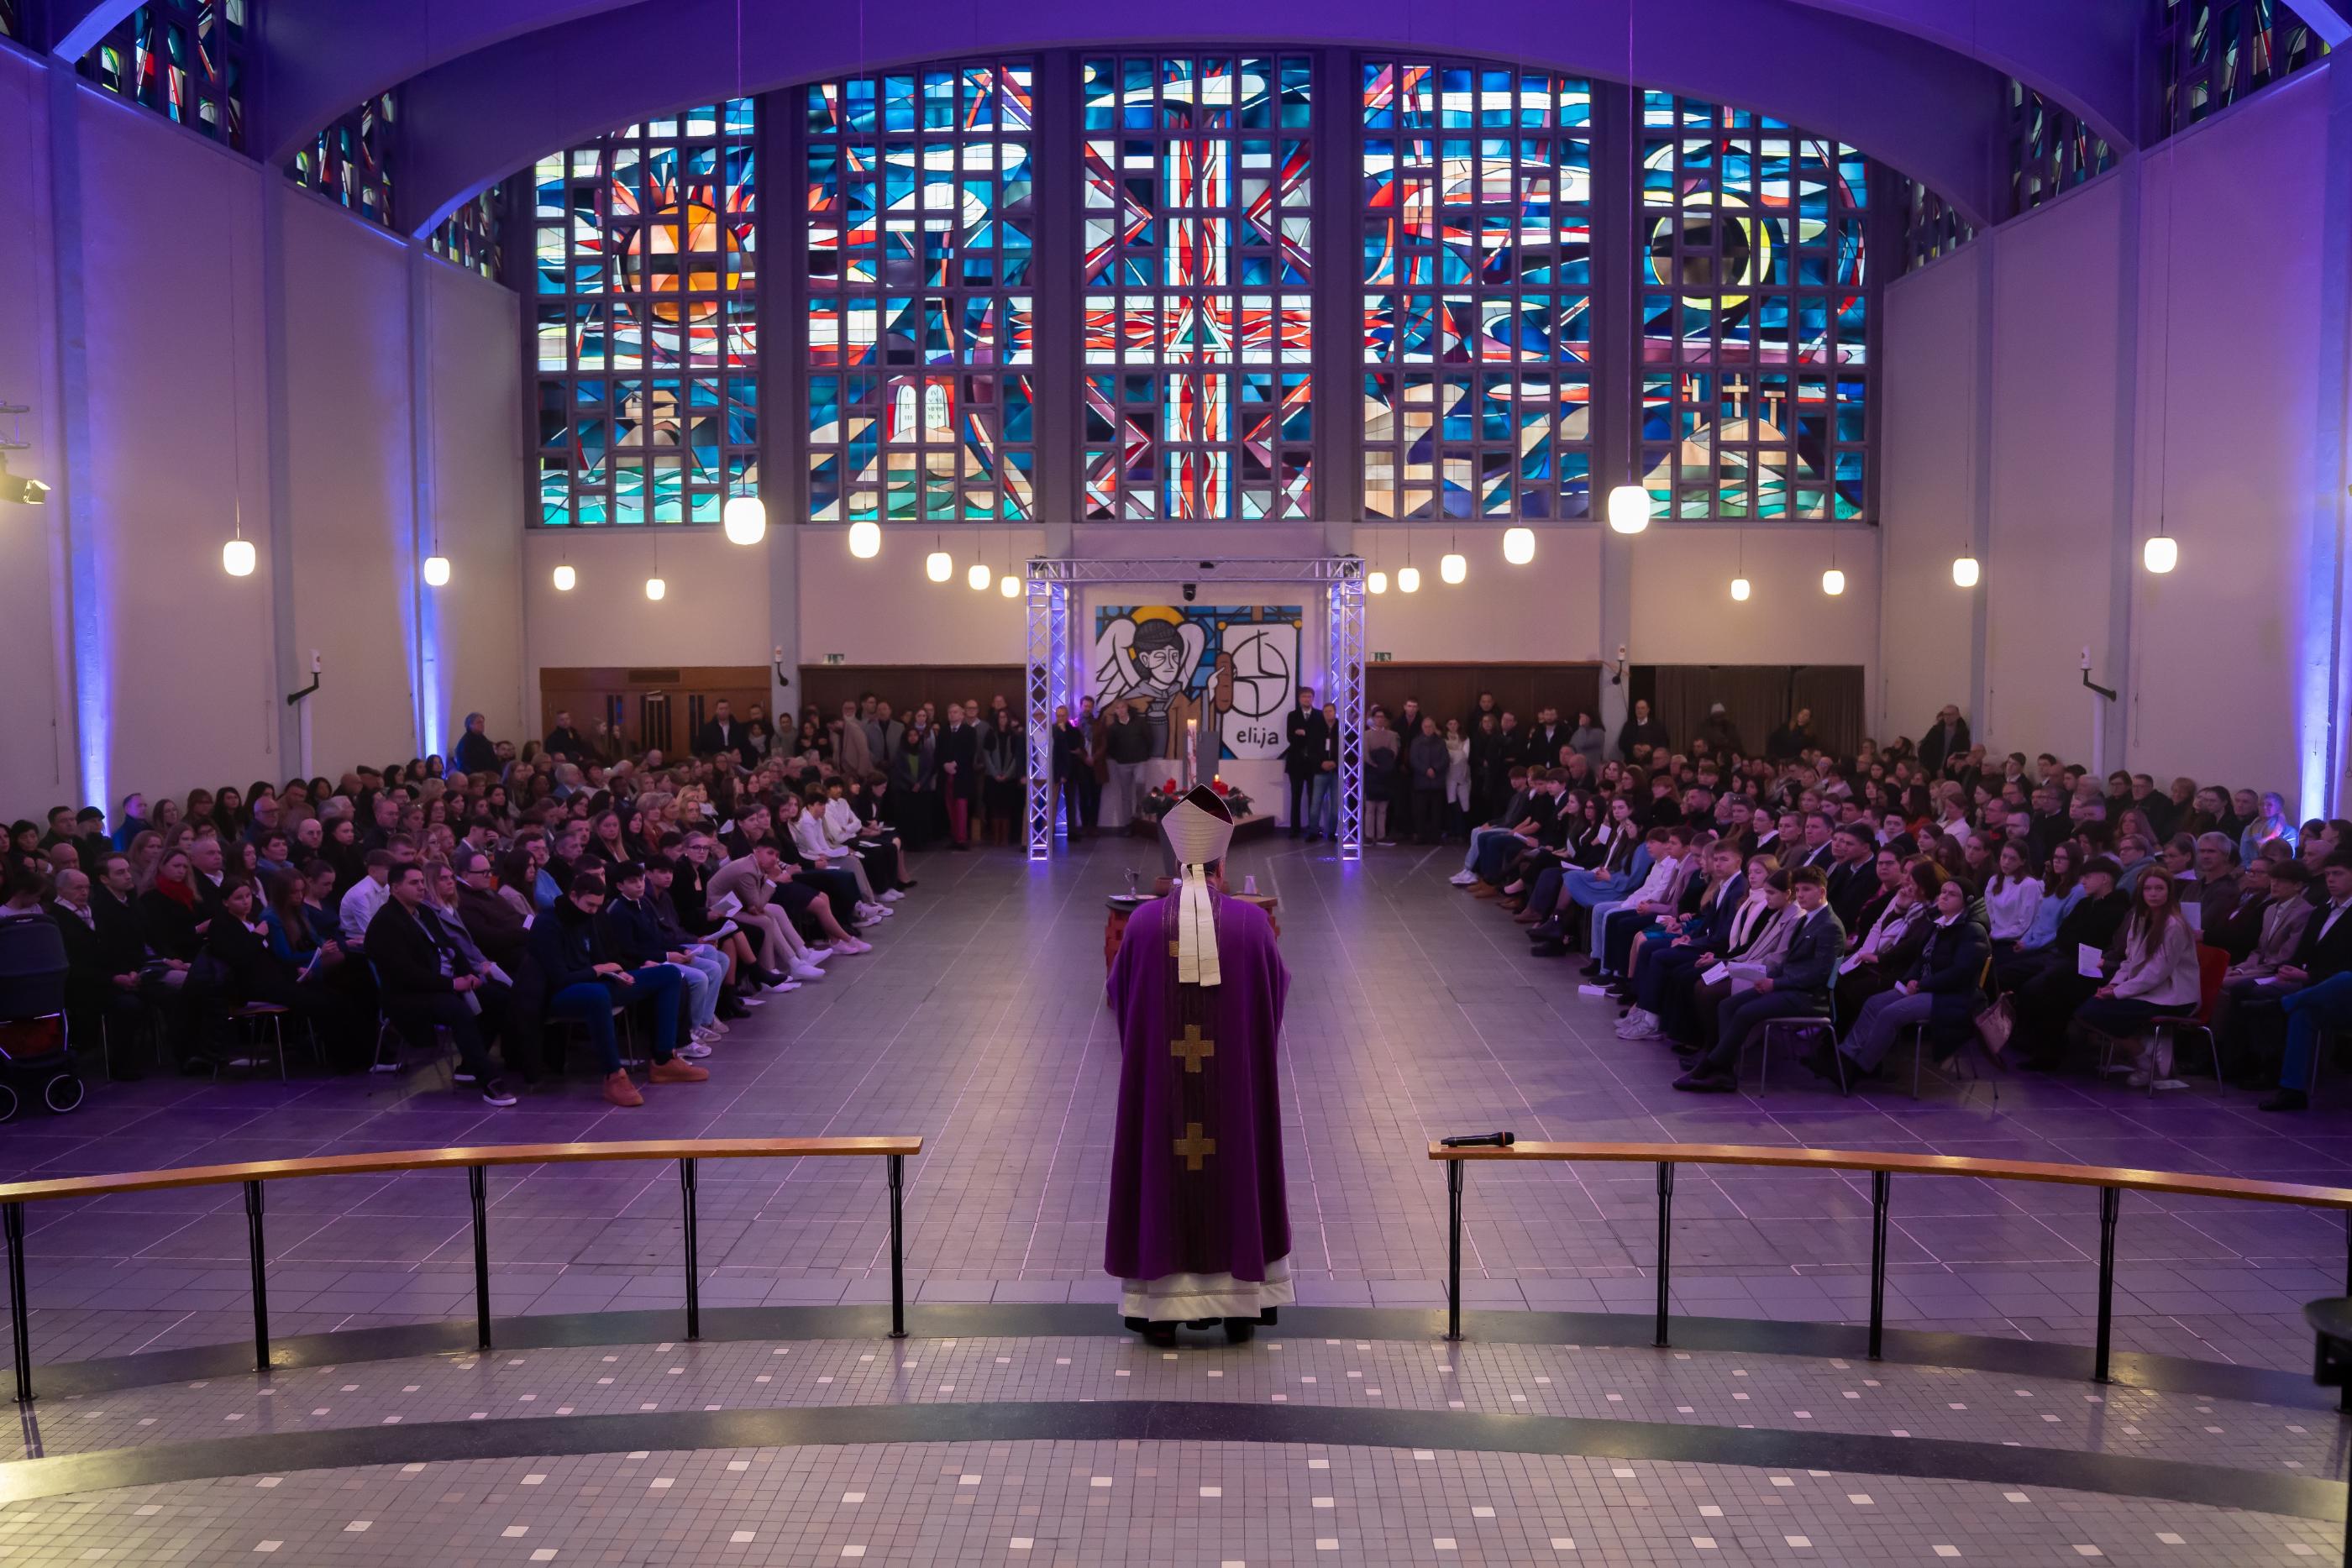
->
[1140,1323,1179,1347]
[1798,1045,1841,1083]
[1530,941,1567,957]
[1305,832,1322,844]
[1528,922,1561,941]
[1288,827,1301,839]
[479,1078,517,1107]
[1672,1070,1736,1093]
[2259,1088,2309,1112]
[1223,1317,1257,1345]
[1580,962,1605,980]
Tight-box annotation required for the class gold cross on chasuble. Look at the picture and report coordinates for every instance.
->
[1174,1122,1216,1172]
[1171,1025,1215,1073]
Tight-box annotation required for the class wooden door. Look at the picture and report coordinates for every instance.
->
[537,666,774,758]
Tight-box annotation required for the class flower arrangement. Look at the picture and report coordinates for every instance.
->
[1134,777,1253,822]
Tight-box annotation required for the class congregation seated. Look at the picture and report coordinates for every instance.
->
[0,699,1000,1104]
[1416,691,2343,1108]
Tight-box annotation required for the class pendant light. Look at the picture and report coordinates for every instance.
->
[223,499,256,576]
[1502,526,1536,565]
[1820,531,1844,596]
[2145,121,2181,575]
[1366,537,1387,594]
[645,532,665,600]
[968,560,990,590]
[1607,483,1650,534]
[925,529,953,583]
[1729,527,1749,600]
[1440,527,1467,585]
[848,519,881,558]
[1000,569,1021,597]
[1730,575,1751,601]
[1951,551,1980,588]
[423,552,452,586]
[1397,538,1420,593]
[552,552,577,591]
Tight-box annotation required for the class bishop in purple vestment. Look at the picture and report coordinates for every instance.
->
[1104,785,1292,1345]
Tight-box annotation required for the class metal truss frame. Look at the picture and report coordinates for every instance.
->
[1023,556,1365,862]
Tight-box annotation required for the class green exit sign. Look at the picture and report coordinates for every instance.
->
[1372,652,1393,663]
[824,653,847,665]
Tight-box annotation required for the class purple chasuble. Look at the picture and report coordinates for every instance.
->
[1103,890,1291,1293]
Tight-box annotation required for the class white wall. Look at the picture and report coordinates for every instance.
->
[1626,526,1878,673]
[796,526,1041,666]
[1877,244,1984,734]
[0,45,73,815]
[1355,527,1603,663]
[425,258,528,746]
[524,527,774,675]
[1879,70,2331,800]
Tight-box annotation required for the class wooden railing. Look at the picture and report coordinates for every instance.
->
[1,1136,921,1405]
[1431,1140,2352,1382]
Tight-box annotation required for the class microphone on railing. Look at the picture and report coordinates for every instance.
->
[1440,1131,1516,1149]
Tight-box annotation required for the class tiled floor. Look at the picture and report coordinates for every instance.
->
[8,837,2352,1371]
[13,1335,2346,1471]
[0,1441,2334,1566]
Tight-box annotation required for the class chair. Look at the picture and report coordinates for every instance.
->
[1898,956,2003,1100]
[219,1001,293,1080]
[2088,944,2227,1094]
[1746,990,1839,1090]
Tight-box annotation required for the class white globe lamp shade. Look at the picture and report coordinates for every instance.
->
[1440,551,1467,585]
[2143,536,2178,574]
[644,576,666,601]
[551,563,577,592]
[925,550,953,583]
[222,538,257,577]
[422,554,452,587]
[848,520,882,559]
[1366,570,1388,595]
[1730,576,1751,601]
[1396,564,1421,594]
[1821,568,1846,596]
[1951,554,1980,588]
[1502,526,1536,565]
[1607,484,1651,534]
[967,561,991,590]
[722,494,768,546]
[1000,572,1021,597]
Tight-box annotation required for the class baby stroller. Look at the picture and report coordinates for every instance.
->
[0,916,86,1121]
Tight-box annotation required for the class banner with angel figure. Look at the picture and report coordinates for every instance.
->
[1091,606,1305,762]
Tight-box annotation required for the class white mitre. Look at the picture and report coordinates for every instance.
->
[1161,785,1236,987]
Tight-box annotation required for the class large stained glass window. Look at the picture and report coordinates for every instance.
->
[533,102,758,527]
[81,0,250,149]
[1640,94,1870,521]
[2004,80,2115,215]
[2160,0,2328,134]
[289,93,396,228]
[803,65,1037,522]
[1081,55,1315,521]
[433,185,508,281]
[1361,60,1593,520]
[0,1,21,41]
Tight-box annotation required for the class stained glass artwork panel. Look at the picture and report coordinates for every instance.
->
[533,102,758,526]
[2004,80,2115,216]
[1360,60,1593,520]
[0,0,21,40]
[1080,54,1314,520]
[80,0,249,149]
[2160,0,2328,134]
[1638,93,1869,522]
[803,64,1037,521]
[289,93,396,228]
[433,184,507,280]
[1900,178,1973,273]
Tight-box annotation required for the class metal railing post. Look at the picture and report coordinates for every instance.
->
[468,1166,491,1351]
[887,1152,907,1339]
[680,1157,701,1341]
[1868,1170,1891,1360]
[242,1181,270,1373]
[1654,1161,1674,1349]
[2093,1185,2120,1384]
[1446,1159,1464,1342]
[5,1201,29,1404]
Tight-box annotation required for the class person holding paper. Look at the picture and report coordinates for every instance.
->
[1652,857,1788,1049]
[2006,856,2131,1070]
[2069,872,2202,1086]
[1674,865,1845,1093]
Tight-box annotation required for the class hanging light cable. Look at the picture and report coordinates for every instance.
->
[222,228,255,577]
[2145,132,2180,575]
[1604,0,1650,536]
[720,0,766,547]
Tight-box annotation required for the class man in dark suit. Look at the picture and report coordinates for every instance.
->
[693,700,747,765]
[543,709,588,761]
[367,863,516,1105]
[1619,842,1746,1039]
[1283,686,1328,841]
[1824,826,1880,931]
[2258,852,2352,1109]
[49,867,150,1079]
[1677,865,1844,1091]
[1919,705,1971,777]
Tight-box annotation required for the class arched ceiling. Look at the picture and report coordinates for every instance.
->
[39,0,2346,235]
